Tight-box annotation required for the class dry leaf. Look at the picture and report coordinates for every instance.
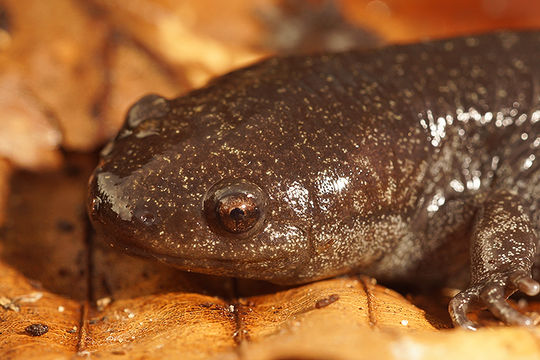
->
[89,0,266,87]
[0,73,62,169]
[2,0,109,151]
[0,159,11,225]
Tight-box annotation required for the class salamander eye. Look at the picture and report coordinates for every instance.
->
[216,193,260,233]
[204,179,267,236]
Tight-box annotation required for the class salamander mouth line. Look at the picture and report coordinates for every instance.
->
[104,230,297,265]
[150,250,287,266]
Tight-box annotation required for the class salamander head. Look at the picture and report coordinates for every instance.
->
[87,92,318,284]
[87,57,420,284]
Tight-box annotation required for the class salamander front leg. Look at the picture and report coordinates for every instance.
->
[449,190,540,329]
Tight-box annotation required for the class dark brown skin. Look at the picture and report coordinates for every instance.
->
[87,31,540,330]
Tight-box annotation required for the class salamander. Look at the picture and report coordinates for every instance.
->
[87,31,540,329]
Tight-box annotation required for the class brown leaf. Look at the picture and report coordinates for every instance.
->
[0,159,11,225]
[342,0,540,42]
[0,72,62,170]
[89,0,266,87]
[2,0,109,151]
[94,34,189,143]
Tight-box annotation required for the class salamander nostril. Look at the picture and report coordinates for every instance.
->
[91,197,101,214]
[138,212,156,226]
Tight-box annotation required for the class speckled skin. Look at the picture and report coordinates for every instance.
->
[88,31,540,329]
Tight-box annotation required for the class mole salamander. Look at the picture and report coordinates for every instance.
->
[87,31,540,329]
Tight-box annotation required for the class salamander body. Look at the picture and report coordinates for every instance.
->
[88,31,540,329]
